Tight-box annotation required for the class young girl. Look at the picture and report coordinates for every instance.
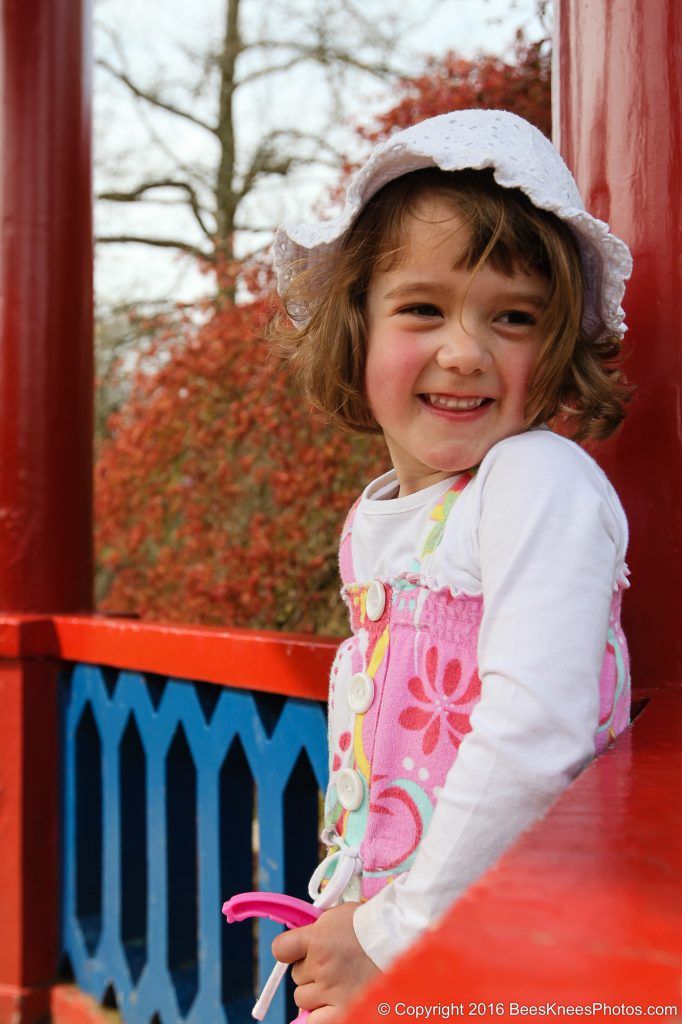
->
[267,109,632,1020]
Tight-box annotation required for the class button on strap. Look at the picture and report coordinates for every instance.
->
[348,672,374,713]
[366,579,386,620]
[337,767,364,810]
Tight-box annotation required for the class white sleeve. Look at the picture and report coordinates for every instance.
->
[352,433,628,969]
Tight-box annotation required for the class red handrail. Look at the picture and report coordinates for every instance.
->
[340,689,682,1019]
[0,613,335,700]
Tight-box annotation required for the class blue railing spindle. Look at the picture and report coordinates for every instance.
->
[61,664,328,1024]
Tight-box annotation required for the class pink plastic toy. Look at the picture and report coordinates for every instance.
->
[222,891,322,1023]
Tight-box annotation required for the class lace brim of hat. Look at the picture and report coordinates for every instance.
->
[273,109,633,340]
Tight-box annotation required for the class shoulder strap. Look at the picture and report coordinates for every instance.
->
[338,497,361,585]
[418,468,477,566]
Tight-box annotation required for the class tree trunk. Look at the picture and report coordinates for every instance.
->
[215,0,240,267]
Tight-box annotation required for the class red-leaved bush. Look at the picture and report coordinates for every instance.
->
[362,38,551,142]
[96,270,385,634]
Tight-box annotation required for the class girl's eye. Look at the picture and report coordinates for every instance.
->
[399,303,442,318]
[496,310,537,327]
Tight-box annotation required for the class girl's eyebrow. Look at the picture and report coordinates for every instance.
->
[383,281,446,300]
[497,290,549,310]
[383,281,548,309]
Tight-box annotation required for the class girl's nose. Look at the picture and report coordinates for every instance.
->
[436,322,491,374]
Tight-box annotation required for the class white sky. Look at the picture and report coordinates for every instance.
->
[94,0,547,309]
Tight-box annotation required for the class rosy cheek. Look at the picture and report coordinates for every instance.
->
[380,344,421,377]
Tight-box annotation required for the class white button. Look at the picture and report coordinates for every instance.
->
[337,768,364,811]
[348,672,374,714]
[366,580,386,621]
[343,875,362,902]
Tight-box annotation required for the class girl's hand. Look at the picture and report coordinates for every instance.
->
[271,901,379,1022]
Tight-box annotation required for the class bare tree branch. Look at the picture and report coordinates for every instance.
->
[266,128,344,161]
[99,179,193,202]
[380,0,444,53]
[334,0,397,45]
[97,26,215,201]
[99,179,215,240]
[97,234,214,260]
[235,132,344,201]
[237,150,291,201]
[129,86,215,185]
[236,52,317,86]
[236,42,397,85]
[97,57,217,134]
[233,223,284,232]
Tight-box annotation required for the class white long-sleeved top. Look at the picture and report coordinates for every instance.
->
[350,427,629,969]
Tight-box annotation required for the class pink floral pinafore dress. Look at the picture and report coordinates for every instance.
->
[309,471,631,907]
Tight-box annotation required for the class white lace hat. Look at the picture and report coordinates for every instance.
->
[273,108,632,339]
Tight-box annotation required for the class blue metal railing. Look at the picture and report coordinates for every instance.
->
[60,663,328,1024]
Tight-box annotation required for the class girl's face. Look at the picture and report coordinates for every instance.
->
[365,196,550,496]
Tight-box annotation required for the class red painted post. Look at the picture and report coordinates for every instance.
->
[553,0,682,692]
[0,659,60,1023]
[0,1,93,1020]
[0,0,93,612]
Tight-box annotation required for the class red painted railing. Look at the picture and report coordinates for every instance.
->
[0,614,334,700]
[340,689,682,1020]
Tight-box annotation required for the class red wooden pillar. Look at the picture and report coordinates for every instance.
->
[0,1,93,1020]
[553,0,682,692]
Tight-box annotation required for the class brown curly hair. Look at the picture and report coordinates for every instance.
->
[270,168,632,442]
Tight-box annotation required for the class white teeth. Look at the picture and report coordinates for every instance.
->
[426,395,487,410]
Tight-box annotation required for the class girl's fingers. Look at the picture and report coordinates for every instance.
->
[291,959,315,986]
[307,1006,342,1024]
[293,982,327,1011]
[271,924,310,964]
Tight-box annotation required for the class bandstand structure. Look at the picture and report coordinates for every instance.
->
[0,1,680,1023]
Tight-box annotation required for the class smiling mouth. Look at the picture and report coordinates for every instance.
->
[421,394,493,411]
